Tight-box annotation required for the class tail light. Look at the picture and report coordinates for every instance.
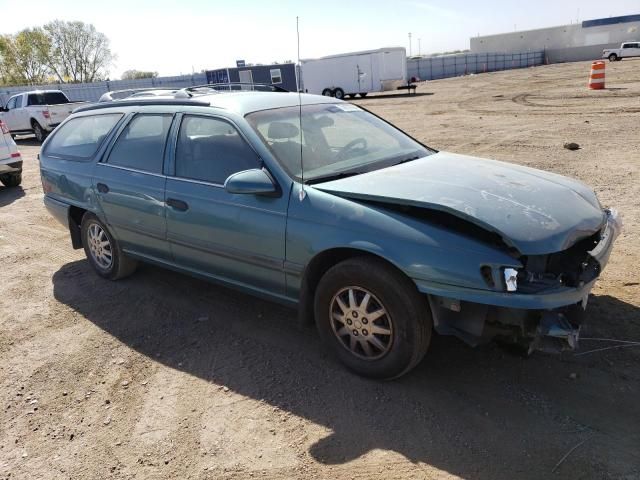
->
[42,110,51,119]
[11,152,21,158]
[0,120,9,134]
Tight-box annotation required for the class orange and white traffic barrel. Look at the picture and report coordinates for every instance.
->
[588,61,605,90]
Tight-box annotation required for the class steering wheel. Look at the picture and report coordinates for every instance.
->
[335,137,368,161]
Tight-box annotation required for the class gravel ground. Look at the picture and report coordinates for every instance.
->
[1,59,639,480]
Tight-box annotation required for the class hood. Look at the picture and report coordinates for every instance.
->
[314,152,605,255]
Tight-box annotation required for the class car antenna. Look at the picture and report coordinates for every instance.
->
[296,16,306,201]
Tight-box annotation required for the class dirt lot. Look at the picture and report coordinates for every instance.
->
[1,59,639,480]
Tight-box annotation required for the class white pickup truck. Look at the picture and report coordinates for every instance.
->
[602,42,640,62]
[0,90,86,142]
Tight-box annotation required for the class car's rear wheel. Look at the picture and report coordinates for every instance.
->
[32,121,46,143]
[0,173,22,187]
[314,257,432,379]
[333,88,345,100]
[608,53,618,62]
[359,92,368,98]
[321,88,333,97]
[81,212,137,280]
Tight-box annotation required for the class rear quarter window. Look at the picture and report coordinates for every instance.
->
[44,114,123,160]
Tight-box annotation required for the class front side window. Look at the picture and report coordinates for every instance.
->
[44,114,123,160]
[107,114,173,173]
[175,115,261,185]
[14,96,23,108]
[270,69,283,84]
[246,103,432,182]
[6,97,17,110]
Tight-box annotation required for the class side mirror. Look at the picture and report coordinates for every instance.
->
[0,107,7,112]
[224,169,279,197]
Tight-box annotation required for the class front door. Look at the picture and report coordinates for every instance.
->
[94,113,173,260]
[239,70,254,90]
[165,114,287,296]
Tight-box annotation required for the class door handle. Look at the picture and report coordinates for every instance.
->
[167,198,189,212]
[96,182,109,194]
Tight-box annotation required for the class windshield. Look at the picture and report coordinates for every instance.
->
[246,103,432,183]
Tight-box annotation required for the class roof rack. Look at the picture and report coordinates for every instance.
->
[181,83,289,94]
[74,98,211,113]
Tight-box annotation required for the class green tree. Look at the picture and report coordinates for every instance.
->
[0,28,51,85]
[121,69,158,80]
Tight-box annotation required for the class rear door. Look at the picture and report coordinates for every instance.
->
[164,113,287,295]
[94,113,173,260]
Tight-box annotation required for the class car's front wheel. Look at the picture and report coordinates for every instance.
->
[608,53,618,62]
[0,173,22,187]
[81,212,137,280]
[314,257,432,379]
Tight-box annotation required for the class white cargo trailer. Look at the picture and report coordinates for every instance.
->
[299,47,407,99]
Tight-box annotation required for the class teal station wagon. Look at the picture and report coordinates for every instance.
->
[40,86,621,379]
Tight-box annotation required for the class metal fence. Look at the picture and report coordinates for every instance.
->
[1,50,546,104]
[0,73,208,105]
[408,51,545,81]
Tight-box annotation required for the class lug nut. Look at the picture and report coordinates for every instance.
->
[362,329,368,335]
[362,318,368,324]
[347,319,352,325]
[352,311,358,318]
[353,330,358,336]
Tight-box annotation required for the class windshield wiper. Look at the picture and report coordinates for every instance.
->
[305,171,363,185]
[393,155,421,166]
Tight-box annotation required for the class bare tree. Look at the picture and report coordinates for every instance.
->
[121,70,158,80]
[43,20,115,83]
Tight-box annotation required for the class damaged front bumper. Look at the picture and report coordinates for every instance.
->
[415,209,622,352]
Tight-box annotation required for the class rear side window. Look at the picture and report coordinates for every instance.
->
[175,115,261,184]
[107,114,172,174]
[45,114,122,160]
[28,92,68,106]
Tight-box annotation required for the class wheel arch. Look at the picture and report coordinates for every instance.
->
[297,246,419,325]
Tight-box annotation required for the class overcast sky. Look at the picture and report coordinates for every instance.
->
[1,0,638,78]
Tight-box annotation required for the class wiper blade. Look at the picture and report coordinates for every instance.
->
[305,171,363,185]
[394,155,420,165]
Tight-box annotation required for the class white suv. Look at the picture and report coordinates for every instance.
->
[0,119,22,187]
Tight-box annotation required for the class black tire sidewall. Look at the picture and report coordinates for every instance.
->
[0,173,21,187]
[33,122,45,142]
[333,88,345,100]
[314,258,431,379]
[81,213,120,279]
[321,88,333,97]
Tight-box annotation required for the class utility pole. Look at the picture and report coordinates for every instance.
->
[408,32,412,56]
[418,38,421,56]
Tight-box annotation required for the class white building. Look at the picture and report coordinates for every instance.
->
[470,14,640,63]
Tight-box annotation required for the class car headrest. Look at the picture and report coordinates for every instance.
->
[268,122,299,140]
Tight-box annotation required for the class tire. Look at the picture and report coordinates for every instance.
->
[32,121,46,143]
[80,212,138,280]
[359,92,368,98]
[346,94,355,99]
[0,173,21,187]
[608,53,618,62]
[314,257,432,379]
[333,88,345,100]
[321,88,333,97]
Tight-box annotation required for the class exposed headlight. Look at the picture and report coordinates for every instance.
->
[504,268,518,292]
